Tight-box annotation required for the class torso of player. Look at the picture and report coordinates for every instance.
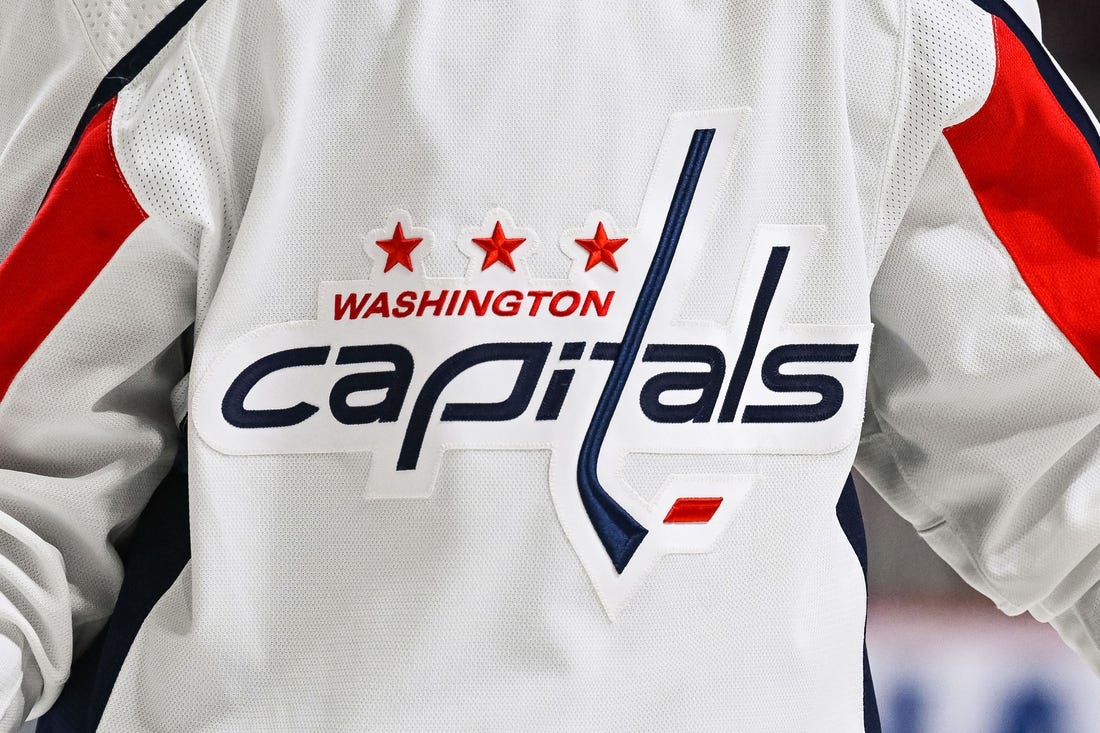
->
[104,3,889,729]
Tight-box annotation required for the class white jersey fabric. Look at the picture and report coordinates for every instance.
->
[2,0,1099,731]
[1005,0,1041,35]
[0,1,181,259]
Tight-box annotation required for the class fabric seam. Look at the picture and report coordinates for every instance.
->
[946,18,1100,378]
[185,26,243,228]
[869,1,999,277]
[867,0,913,274]
[105,106,147,217]
[66,0,110,73]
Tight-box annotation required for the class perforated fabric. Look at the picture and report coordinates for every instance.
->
[96,3,882,728]
[113,39,234,335]
[4,0,1100,731]
[869,0,995,274]
[0,1,102,257]
[0,1,180,259]
[114,48,228,256]
[74,0,180,70]
[858,8,1100,675]
[101,448,865,731]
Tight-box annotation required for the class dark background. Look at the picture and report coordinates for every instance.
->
[1041,0,1100,103]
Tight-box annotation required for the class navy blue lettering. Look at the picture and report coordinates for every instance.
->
[560,342,586,360]
[398,342,551,470]
[536,369,575,421]
[639,344,726,423]
[741,344,858,423]
[590,342,620,361]
[718,246,789,423]
[222,347,330,428]
[329,345,413,425]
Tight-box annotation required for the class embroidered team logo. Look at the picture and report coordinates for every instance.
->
[192,109,872,616]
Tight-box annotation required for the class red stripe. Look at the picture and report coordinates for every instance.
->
[663,497,723,524]
[0,98,147,402]
[945,18,1100,376]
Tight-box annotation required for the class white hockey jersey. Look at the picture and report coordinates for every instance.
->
[0,0,183,259]
[1,0,1098,730]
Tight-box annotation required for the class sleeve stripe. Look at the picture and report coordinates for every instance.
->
[970,0,1100,165]
[0,97,148,403]
[47,0,210,199]
[944,16,1100,376]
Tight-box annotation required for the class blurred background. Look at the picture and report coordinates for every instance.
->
[6,2,1098,732]
[863,5,1100,727]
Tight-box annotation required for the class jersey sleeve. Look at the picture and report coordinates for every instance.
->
[858,0,1100,670]
[0,29,224,725]
[0,0,105,259]
[0,0,183,259]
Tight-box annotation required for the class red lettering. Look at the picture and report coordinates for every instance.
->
[338,289,612,320]
[549,290,581,317]
[527,290,553,316]
[458,289,491,316]
[417,289,448,317]
[392,291,417,318]
[493,290,523,317]
[581,290,614,317]
[365,292,391,318]
[445,289,462,316]
[334,293,369,320]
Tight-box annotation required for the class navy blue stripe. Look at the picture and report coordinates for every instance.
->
[37,456,191,733]
[836,475,882,733]
[576,128,715,574]
[716,246,789,422]
[46,0,210,198]
[33,6,207,723]
[970,0,1100,167]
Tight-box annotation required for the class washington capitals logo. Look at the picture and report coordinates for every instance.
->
[192,110,872,616]
[578,126,718,573]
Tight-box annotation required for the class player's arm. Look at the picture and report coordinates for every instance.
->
[0,0,103,258]
[858,0,1100,669]
[0,0,185,258]
[0,25,228,726]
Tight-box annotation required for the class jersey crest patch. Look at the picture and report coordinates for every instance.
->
[192,109,872,616]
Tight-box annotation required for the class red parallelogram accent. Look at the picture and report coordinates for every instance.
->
[0,97,147,402]
[663,497,723,524]
[945,17,1100,376]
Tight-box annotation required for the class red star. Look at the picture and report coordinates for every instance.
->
[472,221,526,271]
[375,222,423,273]
[575,222,628,271]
